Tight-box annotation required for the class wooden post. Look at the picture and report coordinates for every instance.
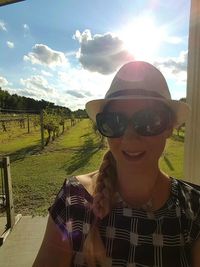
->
[62,120,65,133]
[2,157,15,229]
[0,157,22,245]
[27,114,30,133]
[184,0,200,184]
[40,110,45,149]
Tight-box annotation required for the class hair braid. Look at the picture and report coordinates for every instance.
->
[83,150,118,267]
[93,150,117,219]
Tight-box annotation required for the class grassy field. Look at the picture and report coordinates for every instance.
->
[160,133,185,179]
[0,119,106,215]
[0,119,185,216]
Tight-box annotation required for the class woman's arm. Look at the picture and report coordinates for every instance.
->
[32,215,73,267]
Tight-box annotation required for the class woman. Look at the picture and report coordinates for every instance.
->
[33,61,200,267]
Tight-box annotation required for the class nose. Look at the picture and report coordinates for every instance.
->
[122,123,141,140]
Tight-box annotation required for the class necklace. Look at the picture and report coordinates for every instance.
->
[116,172,163,212]
[116,192,154,212]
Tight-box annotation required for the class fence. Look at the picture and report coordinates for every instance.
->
[0,156,22,245]
[0,108,43,147]
[0,108,76,149]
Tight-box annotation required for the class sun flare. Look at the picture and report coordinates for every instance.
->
[119,16,165,61]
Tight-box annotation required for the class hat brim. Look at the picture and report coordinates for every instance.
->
[86,96,190,128]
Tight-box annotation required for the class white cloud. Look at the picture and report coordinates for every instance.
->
[164,36,183,44]
[18,74,72,108]
[20,75,55,99]
[23,24,29,31]
[0,20,7,31]
[59,68,112,96]
[23,44,68,68]
[74,29,134,74]
[7,41,14,49]
[57,67,113,110]
[3,49,189,111]
[154,51,188,83]
[23,23,30,37]
[152,51,188,100]
[0,76,9,87]
[41,70,53,77]
[66,90,84,98]
[6,48,188,111]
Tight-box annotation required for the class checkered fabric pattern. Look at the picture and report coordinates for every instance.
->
[49,177,200,267]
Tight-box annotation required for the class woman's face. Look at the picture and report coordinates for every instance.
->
[106,99,173,174]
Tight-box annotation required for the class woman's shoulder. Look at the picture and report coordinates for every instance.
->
[174,178,200,218]
[49,174,98,242]
[55,171,99,204]
[176,178,200,198]
[76,170,98,195]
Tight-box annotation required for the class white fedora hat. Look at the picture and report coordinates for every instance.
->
[86,61,190,127]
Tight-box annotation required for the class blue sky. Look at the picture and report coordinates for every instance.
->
[0,0,191,110]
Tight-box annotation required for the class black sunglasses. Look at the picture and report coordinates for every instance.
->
[96,107,172,138]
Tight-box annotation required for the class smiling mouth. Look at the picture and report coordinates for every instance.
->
[122,150,146,161]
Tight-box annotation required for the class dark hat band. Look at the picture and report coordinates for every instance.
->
[106,88,165,99]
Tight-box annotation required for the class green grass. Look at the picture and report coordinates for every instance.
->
[160,133,184,179]
[12,151,72,215]
[0,121,185,216]
[11,148,107,215]
[0,119,72,159]
[59,119,100,148]
[1,119,105,216]
[0,118,41,156]
[0,131,41,154]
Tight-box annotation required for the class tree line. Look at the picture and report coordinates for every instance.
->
[0,87,87,118]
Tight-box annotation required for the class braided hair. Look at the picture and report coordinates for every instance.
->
[83,150,118,267]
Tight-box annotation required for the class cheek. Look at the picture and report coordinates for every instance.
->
[107,138,121,153]
[107,133,168,160]
[147,136,167,155]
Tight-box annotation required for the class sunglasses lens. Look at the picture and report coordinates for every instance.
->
[133,109,169,136]
[96,108,170,138]
[96,113,126,138]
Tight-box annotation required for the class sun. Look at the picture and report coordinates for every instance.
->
[119,16,165,61]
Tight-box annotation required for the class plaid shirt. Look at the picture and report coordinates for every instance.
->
[49,177,200,267]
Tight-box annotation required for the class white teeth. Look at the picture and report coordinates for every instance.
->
[124,151,143,156]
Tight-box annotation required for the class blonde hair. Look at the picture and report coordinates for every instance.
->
[83,150,117,267]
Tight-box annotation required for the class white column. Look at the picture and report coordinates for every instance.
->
[184,0,200,184]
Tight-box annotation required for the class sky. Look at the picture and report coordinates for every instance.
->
[0,0,191,111]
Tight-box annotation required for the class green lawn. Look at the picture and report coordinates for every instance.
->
[2,119,106,215]
[160,133,184,179]
[0,120,185,216]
